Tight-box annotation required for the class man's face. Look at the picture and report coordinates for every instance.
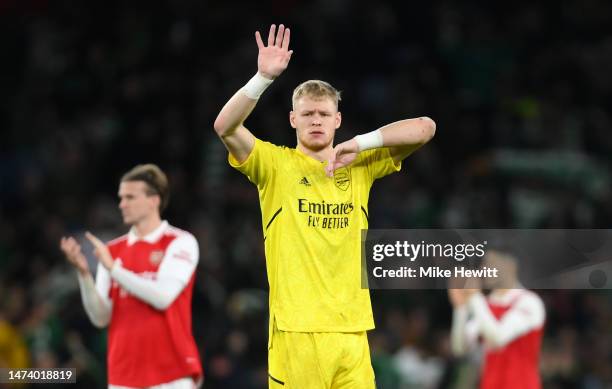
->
[118,181,159,225]
[290,96,341,151]
[483,250,518,289]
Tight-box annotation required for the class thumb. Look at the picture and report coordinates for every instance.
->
[84,231,95,243]
[326,152,338,177]
[85,231,103,247]
[325,164,334,178]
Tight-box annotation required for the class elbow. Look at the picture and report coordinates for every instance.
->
[153,300,171,311]
[151,294,175,311]
[419,116,436,143]
[214,113,240,139]
[450,343,466,357]
[91,316,110,329]
[483,332,509,349]
[92,320,108,329]
[213,115,228,137]
[491,337,509,349]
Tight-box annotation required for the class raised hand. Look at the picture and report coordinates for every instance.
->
[255,24,293,79]
[60,236,89,275]
[448,289,468,307]
[326,139,360,177]
[85,231,115,270]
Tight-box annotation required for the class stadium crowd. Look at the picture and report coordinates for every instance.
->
[1,0,611,388]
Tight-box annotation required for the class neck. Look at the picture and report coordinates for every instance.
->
[132,214,162,237]
[297,143,333,162]
[493,289,510,296]
[492,282,522,296]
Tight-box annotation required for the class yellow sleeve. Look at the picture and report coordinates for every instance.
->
[361,148,402,181]
[228,138,280,189]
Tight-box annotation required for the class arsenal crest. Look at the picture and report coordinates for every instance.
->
[149,250,164,265]
[333,168,351,191]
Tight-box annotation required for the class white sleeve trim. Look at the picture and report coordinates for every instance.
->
[468,292,545,349]
[77,269,111,328]
[110,233,199,311]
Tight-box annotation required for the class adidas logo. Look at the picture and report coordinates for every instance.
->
[299,177,311,186]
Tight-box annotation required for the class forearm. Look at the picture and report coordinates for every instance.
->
[214,90,259,137]
[450,306,470,356]
[468,293,538,348]
[353,117,436,162]
[378,117,436,147]
[110,263,185,310]
[214,73,273,137]
[76,271,111,328]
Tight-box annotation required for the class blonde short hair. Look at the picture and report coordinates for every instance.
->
[292,80,341,109]
[121,164,169,212]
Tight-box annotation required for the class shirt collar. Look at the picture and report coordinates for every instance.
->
[127,220,169,245]
[489,285,524,304]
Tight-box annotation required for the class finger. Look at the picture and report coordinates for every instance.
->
[267,24,276,47]
[62,236,73,248]
[326,160,336,177]
[85,231,95,244]
[327,152,336,172]
[283,50,294,66]
[275,24,285,47]
[335,143,346,155]
[85,231,103,248]
[255,31,264,49]
[62,239,76,254]
[281,27,291,50]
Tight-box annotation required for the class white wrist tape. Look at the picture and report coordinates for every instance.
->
[354,129,384,151]
[242,72,274,99]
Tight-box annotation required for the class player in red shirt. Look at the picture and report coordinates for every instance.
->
[449,249,545,389]
[60,164,202,389]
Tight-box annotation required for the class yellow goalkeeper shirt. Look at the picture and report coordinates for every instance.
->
[230,138,401,332]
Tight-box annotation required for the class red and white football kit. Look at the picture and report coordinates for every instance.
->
[77,221,202,388]
[451,288,545,389]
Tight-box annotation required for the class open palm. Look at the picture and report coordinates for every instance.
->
[255,24,293,79]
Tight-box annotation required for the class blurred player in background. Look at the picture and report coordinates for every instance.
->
[213,24,436,388]
[60,164,202,389]
[449,249,546,389]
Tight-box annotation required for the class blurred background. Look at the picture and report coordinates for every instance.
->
[1,0,611,388]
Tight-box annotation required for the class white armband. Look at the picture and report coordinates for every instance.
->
[242,72,274,99]
[354,129,383,151]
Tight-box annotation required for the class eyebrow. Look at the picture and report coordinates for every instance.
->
[302,109,331,114]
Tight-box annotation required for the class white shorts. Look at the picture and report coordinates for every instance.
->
[109,377,197,389]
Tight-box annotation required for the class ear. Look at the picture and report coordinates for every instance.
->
[150,194,161,211]
[335,111,342,129]
[289,111,297,129]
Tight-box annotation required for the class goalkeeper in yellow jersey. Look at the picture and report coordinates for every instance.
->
[213,24,436,388]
